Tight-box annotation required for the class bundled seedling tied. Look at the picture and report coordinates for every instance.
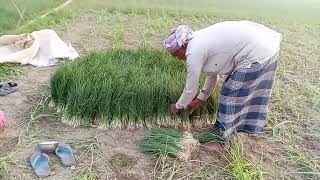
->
[140,128,200,161]
[140,128,225,160]
[50,48,218,128]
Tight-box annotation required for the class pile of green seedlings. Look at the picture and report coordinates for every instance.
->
[140,128,225,160]
[51,48,218,128]
[140,128,186,159]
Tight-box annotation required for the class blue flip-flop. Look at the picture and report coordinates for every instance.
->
[0,82,18,96]
[30,151,50,177]
[55,143,75,167]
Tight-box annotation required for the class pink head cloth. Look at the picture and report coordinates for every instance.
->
[164,25,194,53]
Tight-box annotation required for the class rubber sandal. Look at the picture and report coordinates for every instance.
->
[0,82,18,96]
[55,143,75,167]
[30,151,50,177]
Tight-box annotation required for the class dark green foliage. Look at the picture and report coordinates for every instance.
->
[51,48,218,127]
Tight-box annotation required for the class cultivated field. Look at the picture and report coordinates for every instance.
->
[0,0,319,179]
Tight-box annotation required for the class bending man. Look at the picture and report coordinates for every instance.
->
[164,21,281,139]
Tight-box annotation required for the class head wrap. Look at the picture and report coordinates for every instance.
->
[164,25,194,53]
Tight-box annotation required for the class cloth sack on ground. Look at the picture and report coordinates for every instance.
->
[0,29,79,66]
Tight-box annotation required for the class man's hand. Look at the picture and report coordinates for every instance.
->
[187,98,204,115]
[170,104,180,115]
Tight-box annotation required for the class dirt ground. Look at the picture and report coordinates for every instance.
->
[0,13,300,180]
[0,65,55,154]
[0,14,165,179]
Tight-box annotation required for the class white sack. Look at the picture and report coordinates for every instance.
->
[0,29,79,66]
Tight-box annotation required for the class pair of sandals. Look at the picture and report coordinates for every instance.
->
[0,82,18,96]
[30,142,75,177]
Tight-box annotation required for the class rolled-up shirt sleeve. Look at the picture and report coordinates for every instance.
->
[175,50,205,109]
[197,74,218,101]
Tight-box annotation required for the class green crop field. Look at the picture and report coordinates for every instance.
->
[1,0,320,179]
[0,0,64,33]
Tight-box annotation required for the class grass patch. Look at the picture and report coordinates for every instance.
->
[16,9,77,34]
[152,154,225,179]
[74,168,96,180]
[286,142,320,179]
[0,0,65,33]
[51,48,218,128]
[229,137,264,180]
[79,0,320,24]
[0,64,21,82]
[0,156,12,179]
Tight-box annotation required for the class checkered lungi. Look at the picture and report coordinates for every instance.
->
[214,55,278,139]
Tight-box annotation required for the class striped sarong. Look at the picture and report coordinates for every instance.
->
[214,55,278,139]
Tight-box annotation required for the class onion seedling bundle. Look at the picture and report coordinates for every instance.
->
[140,128,225,160]
[140,128,200,160]
[50,48,218,128]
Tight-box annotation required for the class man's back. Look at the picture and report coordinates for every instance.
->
[192,21,281,66]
